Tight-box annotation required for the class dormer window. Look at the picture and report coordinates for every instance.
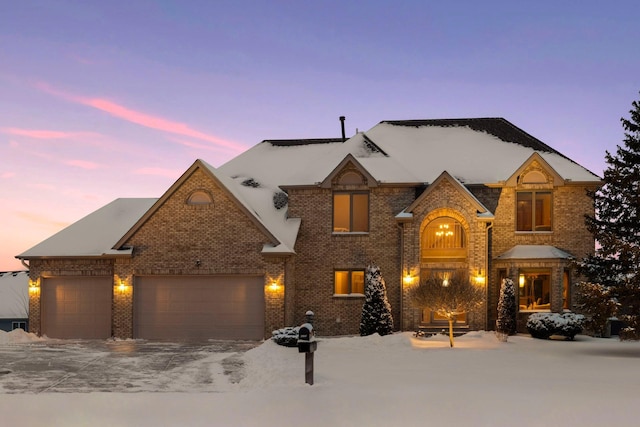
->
[517,191,552,231]
[187,190,213,205]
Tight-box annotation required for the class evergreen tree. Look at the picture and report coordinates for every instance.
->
[496,278,517,336]
[360,265,394,336]
[580,92,640,340]
[409,270,484,347]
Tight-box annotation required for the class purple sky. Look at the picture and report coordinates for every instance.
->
[1,1,639,271]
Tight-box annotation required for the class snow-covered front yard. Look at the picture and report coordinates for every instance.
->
[1,330,639,426]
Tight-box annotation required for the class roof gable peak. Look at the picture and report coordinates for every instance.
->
[405,171,491,217]
[320,154,379,189]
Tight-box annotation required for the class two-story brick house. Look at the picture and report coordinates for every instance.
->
[18,118,601,339]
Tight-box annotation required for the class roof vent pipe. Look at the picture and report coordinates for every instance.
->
[339,116,346,142]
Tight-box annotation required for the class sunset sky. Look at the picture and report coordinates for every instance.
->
[1,1,639,271]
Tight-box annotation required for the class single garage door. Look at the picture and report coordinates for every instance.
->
[41,277,112,339]
[134,276,264,340]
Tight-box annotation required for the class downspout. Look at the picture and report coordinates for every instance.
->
[20,259,29,270]
[397,221,405,332]
[485,221,493,330]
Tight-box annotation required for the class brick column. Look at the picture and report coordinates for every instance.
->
[113,260,133,338]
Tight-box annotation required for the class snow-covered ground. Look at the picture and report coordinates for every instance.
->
[1,329,639,426]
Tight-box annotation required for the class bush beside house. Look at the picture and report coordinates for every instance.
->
[526,312,585,340]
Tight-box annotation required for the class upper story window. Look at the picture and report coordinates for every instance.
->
[333,192,369,233]
[187,190,213,205]
[334,269,365,295]
[421,217,466,261]
[517,191,552,231]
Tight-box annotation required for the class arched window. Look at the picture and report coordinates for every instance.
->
[187,190,213,205]
[339,171,364,185]
[421,217,466,261]
[522,170,547,184]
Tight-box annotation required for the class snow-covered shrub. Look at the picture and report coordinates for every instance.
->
[272,326,299,347]
[360,265,394,336]
[526,313,556,339]
[526,312,585,340]
[496,278,517,336]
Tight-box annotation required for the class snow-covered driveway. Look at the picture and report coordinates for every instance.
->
[0,338,259,393]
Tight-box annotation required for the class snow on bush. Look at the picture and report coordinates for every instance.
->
[271,326,299,347]
[526,312,585,340]
[496,278,517,336]
[360,265,394,336]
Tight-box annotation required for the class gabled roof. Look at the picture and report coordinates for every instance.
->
[17,198,156,260]
[20,117,600,262]
[319,154,379,188]
[221,117,601,188]
[505,152,565,186]
[495,245,574,260]
[115,159,299,254]
[402,171,493,220]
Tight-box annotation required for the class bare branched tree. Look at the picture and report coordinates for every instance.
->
[410,270,484,347]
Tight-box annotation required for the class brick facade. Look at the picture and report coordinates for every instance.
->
[26,145,599,339]
[27,166,287,339]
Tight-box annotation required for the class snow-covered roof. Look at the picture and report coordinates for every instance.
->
[220,118,601,187]
[17,198,157,259]
[198,160,300,253]
[495,245,574,260]
[19,118,600,261]
[0,271,28,318]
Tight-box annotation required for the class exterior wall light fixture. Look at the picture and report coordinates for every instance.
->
[29,279,40,294]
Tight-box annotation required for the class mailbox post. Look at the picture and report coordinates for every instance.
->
[297,322,317,385]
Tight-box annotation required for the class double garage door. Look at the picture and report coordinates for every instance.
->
[41,276,264,340]
[134,276,265,340]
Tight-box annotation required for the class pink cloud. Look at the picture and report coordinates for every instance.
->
[1,171,16,179]
[64,159,102,170]
[16,211,69,230]
[2,128,72,139]
[165,136,239,154]
[1,127,100,140]
[35,82,248,154]
[134,167,182,178]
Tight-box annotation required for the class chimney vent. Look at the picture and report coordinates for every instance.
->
[339,116,346,142]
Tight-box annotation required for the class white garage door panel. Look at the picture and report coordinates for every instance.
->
[134,276,264,340]
[42,277,112,339]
